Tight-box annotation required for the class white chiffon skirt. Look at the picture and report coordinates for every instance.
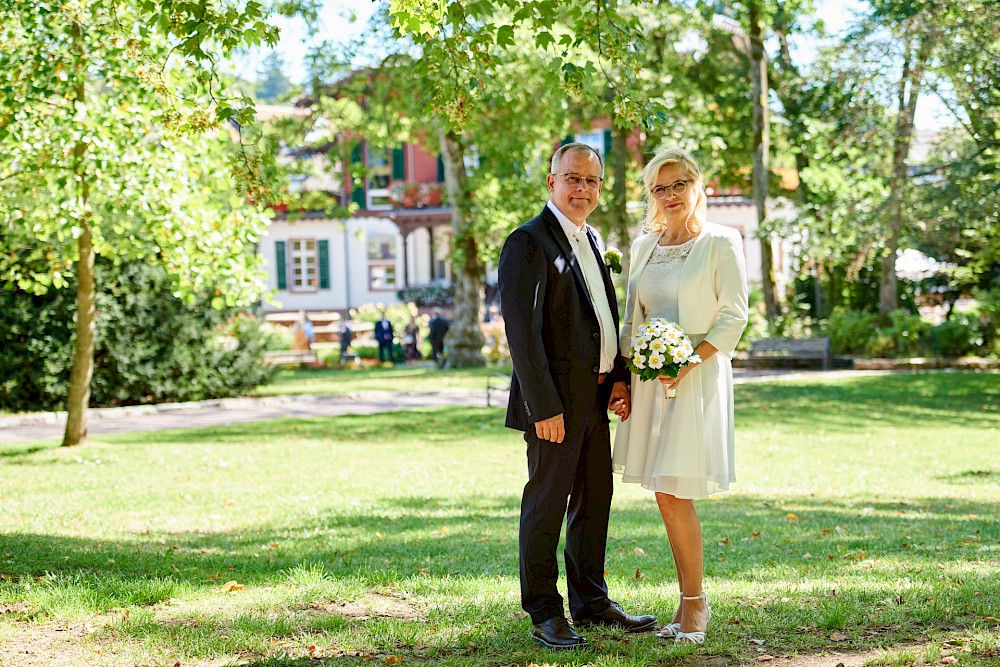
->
[612,335,736,499]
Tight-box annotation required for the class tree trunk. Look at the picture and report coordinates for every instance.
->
[749,0,782,324]
[879,35,931,320]
[63,21,93,447]
[438,129,485,367]
[609,121,631,283]
[64,224,95,447]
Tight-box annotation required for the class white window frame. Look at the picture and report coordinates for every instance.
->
[289,238,319,292]
[366,146,393,211]
[366,232,398,291]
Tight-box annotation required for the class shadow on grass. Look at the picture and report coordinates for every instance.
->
[2,495,997,664]
[2,494,996,600]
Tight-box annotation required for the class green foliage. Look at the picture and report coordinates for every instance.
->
[930,317,979,358]
[866,311,933,358]
[396,285,454,307]
[0,261,276,412]
[824,308,880,355]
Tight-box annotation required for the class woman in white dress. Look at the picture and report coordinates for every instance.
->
[613,147,749,644]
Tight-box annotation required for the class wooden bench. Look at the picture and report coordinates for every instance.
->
[747,337,831,370]
[264,350,319,366]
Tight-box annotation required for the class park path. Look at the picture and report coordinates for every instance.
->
[0,369,890,444]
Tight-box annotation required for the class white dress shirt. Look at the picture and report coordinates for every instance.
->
[547,200,617,373]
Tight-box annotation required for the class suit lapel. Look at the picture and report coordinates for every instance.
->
[585,226,620,328]
[541,207,593,312]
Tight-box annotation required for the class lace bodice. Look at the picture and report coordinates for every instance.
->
[637,238,696,324]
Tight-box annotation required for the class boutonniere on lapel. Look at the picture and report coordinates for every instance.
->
[603,247,623,274]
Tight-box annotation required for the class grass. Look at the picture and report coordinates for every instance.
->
[251,363,513,397]
[0,371,997,666]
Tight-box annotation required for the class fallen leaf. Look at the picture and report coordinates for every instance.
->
[719,537,731,546]
[635,567,644,580]
[171,565,180,574]
[758,655,775,662]
[221,580,244,593]
[940,657,958,665]
[383,656,403,665]
[633,547,645,556]
[750,638,765,645]
[829,631,848,641]
[173,662,181,667]
[308,644,324,659]
[416,568,430,574]
[751,530,761,537]
[787,513,799,521]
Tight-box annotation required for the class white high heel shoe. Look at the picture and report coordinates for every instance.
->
[656,593,683,638]
[674,593,711,645]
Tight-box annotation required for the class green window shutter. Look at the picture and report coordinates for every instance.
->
[350,141,365,208]
[603,129,612,160]
[275,241,287,290]
[436,155,445,182]
[392,146,405,180]
[318,239,330,289]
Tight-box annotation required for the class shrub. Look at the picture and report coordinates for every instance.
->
[0,260,276,412]
[864,310,932,358]
[930,317,978,357]
[824,308,879,355]
[396,284,454,307]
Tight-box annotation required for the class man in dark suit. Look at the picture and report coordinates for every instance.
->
[498,143,656,650]
[374,312,394,363]
[427,308,450,365]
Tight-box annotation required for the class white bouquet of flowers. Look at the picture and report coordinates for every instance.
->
[625,318,702,399]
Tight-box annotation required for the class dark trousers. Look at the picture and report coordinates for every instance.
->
[519,402,612,624]
[377,342,393,362]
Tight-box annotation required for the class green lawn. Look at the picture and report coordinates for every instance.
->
[0,372,997,666]
[251,363,514,397]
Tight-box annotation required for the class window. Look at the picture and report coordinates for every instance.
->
[367,232,397,290]
[289,239,318,291]
[574,130,605,160]
[366,146,392,210]
[369,265,397,290]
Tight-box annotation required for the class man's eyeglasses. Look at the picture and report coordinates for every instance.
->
[553,173,603,190]
[651,179,694,199]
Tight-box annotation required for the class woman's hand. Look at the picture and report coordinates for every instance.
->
[658,363,698,391]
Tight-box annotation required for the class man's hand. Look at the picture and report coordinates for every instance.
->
[534,413,565,443]
[608,381,631,421]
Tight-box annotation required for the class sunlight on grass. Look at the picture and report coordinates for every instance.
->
[0,372,997,666]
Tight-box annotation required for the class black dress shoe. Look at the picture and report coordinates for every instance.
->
[574,600,657,633]
[531,615,588,650]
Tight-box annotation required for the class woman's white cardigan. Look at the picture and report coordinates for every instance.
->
[620,222,750,358]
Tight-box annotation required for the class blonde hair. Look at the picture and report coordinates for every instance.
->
[641,146,706,236]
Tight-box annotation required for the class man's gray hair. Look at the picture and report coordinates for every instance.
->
[550,142,604,175]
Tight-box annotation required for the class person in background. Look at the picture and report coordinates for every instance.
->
[403,317,421,362]
[374,311,395,364]
[427,308,450,366]
[338,320,353,365]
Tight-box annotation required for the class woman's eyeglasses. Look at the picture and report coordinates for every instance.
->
[651,179,694,199]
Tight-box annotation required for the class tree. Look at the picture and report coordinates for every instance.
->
[256,52,294,102]
[0,0,280,445]
[381,0,662,365]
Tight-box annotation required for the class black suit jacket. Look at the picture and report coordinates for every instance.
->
[498,205,628,435]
